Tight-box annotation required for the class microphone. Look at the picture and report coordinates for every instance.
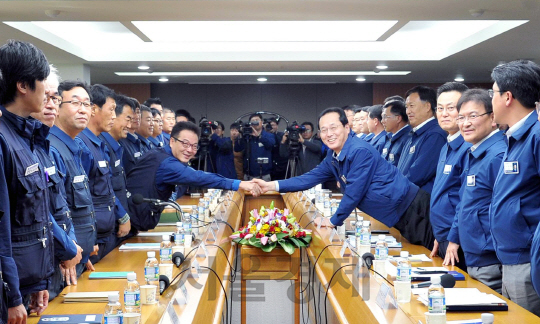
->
[411,274,456,288]
[172,251,185,268]
[362,252,375,269]
[159,275,170,295]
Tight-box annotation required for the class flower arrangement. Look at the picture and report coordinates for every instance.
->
[229,201,312,254]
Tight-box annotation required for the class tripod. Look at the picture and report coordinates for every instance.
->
[197,136,214,173]
[285,141,302,179]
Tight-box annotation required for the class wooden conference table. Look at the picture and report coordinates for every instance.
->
[27,190,538,324]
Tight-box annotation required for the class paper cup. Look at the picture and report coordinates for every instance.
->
[140,284,157,304]
[184,234,193,249]
[373,259,387,278]
[123,313,141,324]
[424,312,446,324]
[172,245,185,255]
[159,263,173,281]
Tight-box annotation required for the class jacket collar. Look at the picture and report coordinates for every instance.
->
[50,125,81,155]
[471,130,505,159]
[413,118,437,136]
[100,132,121,152]
[448,133,465,151]
[0,105,47,143]
[508,110,538,142]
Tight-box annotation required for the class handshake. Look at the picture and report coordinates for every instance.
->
[237,179,278,197]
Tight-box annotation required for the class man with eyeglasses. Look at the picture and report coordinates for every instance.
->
[49,80,98,275]
[398,86,447,197]
[488,60,540,316]
[135,105,155,153]
[428,82,470,270]
[381,100,410,166]
[444,89,505,293]
[126,121,261,233]
[279,121,322,176]
[253,107,435,249]
[366,105,387,153]
[161,107,176,145]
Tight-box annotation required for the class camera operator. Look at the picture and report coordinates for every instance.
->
[209,121,237,179]
[266,118,287,180]
[234,113,275,180]
[280,121,322,176]
[230,123,244,180]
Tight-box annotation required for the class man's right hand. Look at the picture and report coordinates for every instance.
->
[251,179,276,194]
[430,239,439,258]
[8,304,26,324]
[281,133,288,144]
[60,263,78,286]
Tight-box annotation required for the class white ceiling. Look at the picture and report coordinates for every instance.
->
[1,0,539,84]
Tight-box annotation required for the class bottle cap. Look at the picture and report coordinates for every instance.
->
[481,313,494,323]
[176,222,182,227]
[351,221,356,226]
[432,276,441,284]
[147,251,155,258]
[127,272,136,281]
[108,293,119,302]
[400,251,409,258]
[363,220,370,226]
[162,234,169,241]
[378,234,386,240]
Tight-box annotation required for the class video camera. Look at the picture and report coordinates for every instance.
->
[238,120,260,136]
[198,116,218,138]
[286,121,306,142]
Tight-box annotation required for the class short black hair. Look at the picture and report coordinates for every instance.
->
[457,89,493,113]
[171,121,200,138]
[383,95,405,104]
[437,82,469,98]
[175,108,192,119]
[249,113,263,121]
[230,122,240,131]
[342,105,362,113]
[58,80,92,102]
[139,105,151,115]
[163,107,174,115]
[267,117,278,124]
[383,100,408,123]
[90,84,115,108]
[114,93,135,116]
[150,107,161,117]
[368,104,383,121]
[0,40,50,105]
[301,121,314,131]
[129,97,141,110]
[143,97,162,107]
[318,107,348,129]
[491,60,540,109]
[406,85,437,113]
[216,120,225,131]
[353,107,363,114]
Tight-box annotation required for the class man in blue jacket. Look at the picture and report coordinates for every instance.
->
[381,100,410,166]
[429,82,470,269]
[210,121,237,179]
[235,113,275,180]
[445,89,505,293]
[119,99,142,175]
[489,60,540,316]
[366,104,387,153]
[398,86,447,193]
[253,107,435,249]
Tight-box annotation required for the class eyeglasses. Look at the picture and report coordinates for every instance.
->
[304,129,312,133]
[319,124,342,135]
[61,99,92,109]
[382,114,397,120]
[456,111,492,124]
[172,136,199,151]
[44,94,62,105]
[488,89,505,98]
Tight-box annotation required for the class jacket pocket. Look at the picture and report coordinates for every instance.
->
[12,239,49,287]
[15,174,46,225]
[72,180,93,209]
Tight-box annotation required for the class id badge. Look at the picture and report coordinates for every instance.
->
[467,175,475,186]
[409,146,415,154]
[443,164,452,174]
[503,161,519,174]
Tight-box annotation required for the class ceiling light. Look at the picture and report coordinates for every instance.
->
[454,77,465,82]
[138,65,149,70]
[376,65,388,69]
[116,71,411,77]
[356,77,366,82]
[159,77,169,82]
[257,77,267,82]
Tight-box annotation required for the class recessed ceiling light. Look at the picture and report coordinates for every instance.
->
[376,65,388,69]
[159,77,169,82]
[257,77,267,82]
[356,77,366,82]
[138,65,150,70]
[116,71,411,76]
[455,77,465,82]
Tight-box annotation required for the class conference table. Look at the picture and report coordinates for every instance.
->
[27,190,538,324]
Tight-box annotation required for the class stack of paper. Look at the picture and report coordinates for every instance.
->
[63,291,118,303]
[119,243,160,251]
[89,272,133,279]
[137,231,173,237]
[415,288,508,311]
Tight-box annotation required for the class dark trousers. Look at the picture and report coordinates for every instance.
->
[394,188,435,251]
[437,239,467,272]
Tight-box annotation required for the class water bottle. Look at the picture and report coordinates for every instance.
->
[360,221,371,245]
[174,222,184,246]
[330,199,338,215]
[182,212,193,248]
[204,197,211,220]
[124,273,140,314]
[198,198,205,225]
[315,190,324,211]
[160,234,172,264]
[355,220,362,249]
[104,293,123,324]
[428,276,446,314]
[395,251,412,302]
[323,193,331,217]
[373,235,388,278]
[144,251,159,299]
[191,205,199,234]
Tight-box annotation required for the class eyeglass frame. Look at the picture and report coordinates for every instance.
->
[60,99,93,109]
[455,111,493,124]
[44,94,62,105]
[488,89,506,98]
[171,136,200,151]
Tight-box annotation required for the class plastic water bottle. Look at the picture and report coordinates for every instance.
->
[330,199,338,215]
[360,221,371,245]
[395,251,412,303]
[144,251,159,299]
[323,193,331,217]
[375,235,388,259]
[198,198,205,225]
[428,276,446,313]
[124,272,140,313]
[174,222,184,246]
[104,293,123,324]
[182,212,192,236]
[355,220,362,248]
[160,234,172,264]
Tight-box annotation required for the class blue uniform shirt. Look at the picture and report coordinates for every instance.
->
[99,132,129,219]
[148,136,163,148]
[430,134,471,242]
[277,135,419,227]
[210,133,236,179]
[118,132,142,175]
[490,111,540,265]
[397,118,447,193]
[369,130,387,154]
[162,132,170,146]
[447,130,505,267]
[234,130,275,177]
[136,133,154,153]
[363,133,374,142]
[531,221,540,294]
[382,125,411,167]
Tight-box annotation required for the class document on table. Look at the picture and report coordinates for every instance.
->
[119,243,160,251]
[137,231,173,237]
[415,288,508,311]
[63,291,119,303]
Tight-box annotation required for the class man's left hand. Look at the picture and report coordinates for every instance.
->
[117,219,131,237]
[29,290,49,315]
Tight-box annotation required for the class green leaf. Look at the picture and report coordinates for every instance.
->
[289,237,303,248]
[276,233,289,240]
[261,242,277,252]
[248,236,263,248]
[279,240,295,255]
[239,238,248,245]
[270,201,275,210]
